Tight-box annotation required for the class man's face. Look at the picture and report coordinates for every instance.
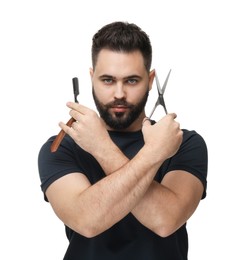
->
[90,49,154,131]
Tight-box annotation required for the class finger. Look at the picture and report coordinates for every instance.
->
[69,109,81,121]
[167,113,177,119]
[59,121,74,135]
[66,102,90,114]
[142,117,151,126]
[71,121,78,130]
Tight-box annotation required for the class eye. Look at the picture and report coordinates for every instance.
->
[127,78,138,85]
[103,78,113,85]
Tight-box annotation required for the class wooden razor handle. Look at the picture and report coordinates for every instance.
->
[50,117,76,152]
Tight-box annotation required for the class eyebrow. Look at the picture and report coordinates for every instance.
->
[99,74,142,80]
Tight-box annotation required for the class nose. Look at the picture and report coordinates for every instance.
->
[114,82,126,99]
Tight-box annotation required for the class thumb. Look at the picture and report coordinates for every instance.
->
[167,113,177,119]
[142,117,151,126]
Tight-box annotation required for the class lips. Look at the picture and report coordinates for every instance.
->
[112,106,128,113]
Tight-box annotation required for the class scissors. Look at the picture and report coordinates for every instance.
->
[149,69,171,119]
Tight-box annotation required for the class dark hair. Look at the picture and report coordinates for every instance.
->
[91,21,152,71]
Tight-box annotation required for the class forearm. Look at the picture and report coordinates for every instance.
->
[91,138,129,175]
[90,138,183,237]
[101,149,171,231]
[131,181,178,237]
[90,140,174,236]
[76,147,161,237]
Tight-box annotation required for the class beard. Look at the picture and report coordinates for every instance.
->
[92,88,149,130]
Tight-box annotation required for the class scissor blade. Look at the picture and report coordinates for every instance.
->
[149,98,159,118]
[156,69,171,95]
[159,95,168,114]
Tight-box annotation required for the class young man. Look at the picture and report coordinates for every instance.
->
[38,21,208,259]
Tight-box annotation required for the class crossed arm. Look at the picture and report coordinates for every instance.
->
[46,103,204,238]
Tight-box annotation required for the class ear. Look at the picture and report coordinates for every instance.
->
[89,67,94,78]
[148,69,155,91]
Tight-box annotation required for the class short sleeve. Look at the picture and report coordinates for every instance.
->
[38,135,83,201]
[167,130,208,199]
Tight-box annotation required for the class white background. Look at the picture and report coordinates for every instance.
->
[1,0,240,259]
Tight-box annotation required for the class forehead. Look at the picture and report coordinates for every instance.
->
[94,49,146,77]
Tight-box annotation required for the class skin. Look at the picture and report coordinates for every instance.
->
[46,49,204,238]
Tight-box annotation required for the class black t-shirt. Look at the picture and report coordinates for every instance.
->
[38,129,208,260]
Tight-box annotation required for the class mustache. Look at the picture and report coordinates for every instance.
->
[105,99,134,109]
